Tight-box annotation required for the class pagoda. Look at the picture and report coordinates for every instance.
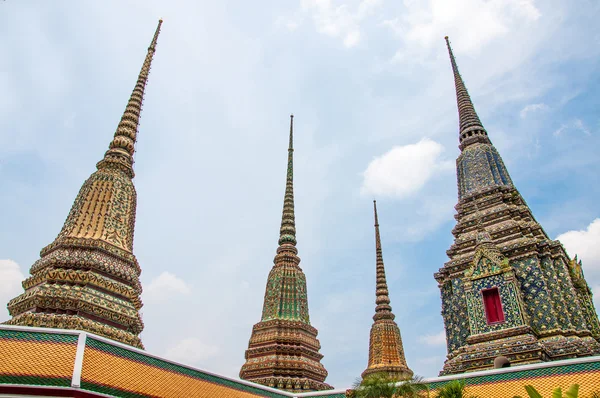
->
[361,201,413,381]
[435,36,600,375]
[4,20,163,349]
[239,115,332,392]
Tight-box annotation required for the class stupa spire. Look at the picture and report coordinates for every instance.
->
[444,36,491,150]
[240,115,332,393]
[436,37,600,376]
[97,19,163,178]
[4,20,163,349]
[373,200,393,320]
[278,114,296,246]
[362,201,413,381]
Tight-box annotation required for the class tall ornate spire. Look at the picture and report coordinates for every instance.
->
[373,200,393,320]
[436,37,600,376]
[278,114,296,246]
[97,19,163,178]
[4,20,163,349]
[362,201,413,381]
[444,36,491,150]
[240,115,332,393]
[445,37,513,198]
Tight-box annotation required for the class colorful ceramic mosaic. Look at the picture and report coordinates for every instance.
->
[434,37,600,375]
[240,116,333,392]
[3,20,164,349]
[361,201,413,381]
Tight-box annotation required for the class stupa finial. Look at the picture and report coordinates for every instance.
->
[362,201,413,381]
[278,114,297,246]
[96,19,163,178]
[373,200,393,320]
[444,36,490,149]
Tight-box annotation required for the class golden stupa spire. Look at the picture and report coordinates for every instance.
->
[97,19,163,178]
[4,20,163,349]
[362,201,413,381]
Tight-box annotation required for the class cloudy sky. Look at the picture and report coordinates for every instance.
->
[1,0,600,389]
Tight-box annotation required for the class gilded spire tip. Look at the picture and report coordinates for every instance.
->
[97,19,162,178]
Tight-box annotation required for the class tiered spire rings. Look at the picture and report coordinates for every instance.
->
[444,36,491,150]
[362,201,413,381]
[240,115,332,392]
[4,20,163,349]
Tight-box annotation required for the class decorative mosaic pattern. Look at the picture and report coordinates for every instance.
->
[436,36,600,375]
[440,278,469,353]
[362,201,413,380]
[457,144,513,199]
[512,257,561,334]
[569,257,600,338]
[2,20,163,349]
[241,116,331,392]
[467,274,525,335]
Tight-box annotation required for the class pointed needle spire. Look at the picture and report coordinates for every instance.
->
[97,19,163,178]
[278,114,297,246]
[444,36,490,149]
[373,200,394,321]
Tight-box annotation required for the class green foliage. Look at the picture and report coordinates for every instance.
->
[434,380,477,398]
[522,384,579,398]
[351,375,430,398]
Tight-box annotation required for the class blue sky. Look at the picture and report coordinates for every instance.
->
[1,0,600,389]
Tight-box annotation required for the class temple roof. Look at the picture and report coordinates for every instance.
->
[2,325,600,397]
[0,325,345,398]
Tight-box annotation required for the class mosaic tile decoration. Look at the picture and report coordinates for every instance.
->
[436,35,600,375]
[2,20,165,350]
[361,201,413,381]
[240,116,331,392]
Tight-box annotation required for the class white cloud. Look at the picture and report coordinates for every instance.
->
[556,218,600,273]
[573,119,592,136]
[520,102,548,118]
[164,338,219,366]
[390,0,541,55]
[143,272,191,300]
[293,0,382,47]
[0,259,25,322]
[418,330,446,346]
[553,118,592,137]
[360,138,452,198]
